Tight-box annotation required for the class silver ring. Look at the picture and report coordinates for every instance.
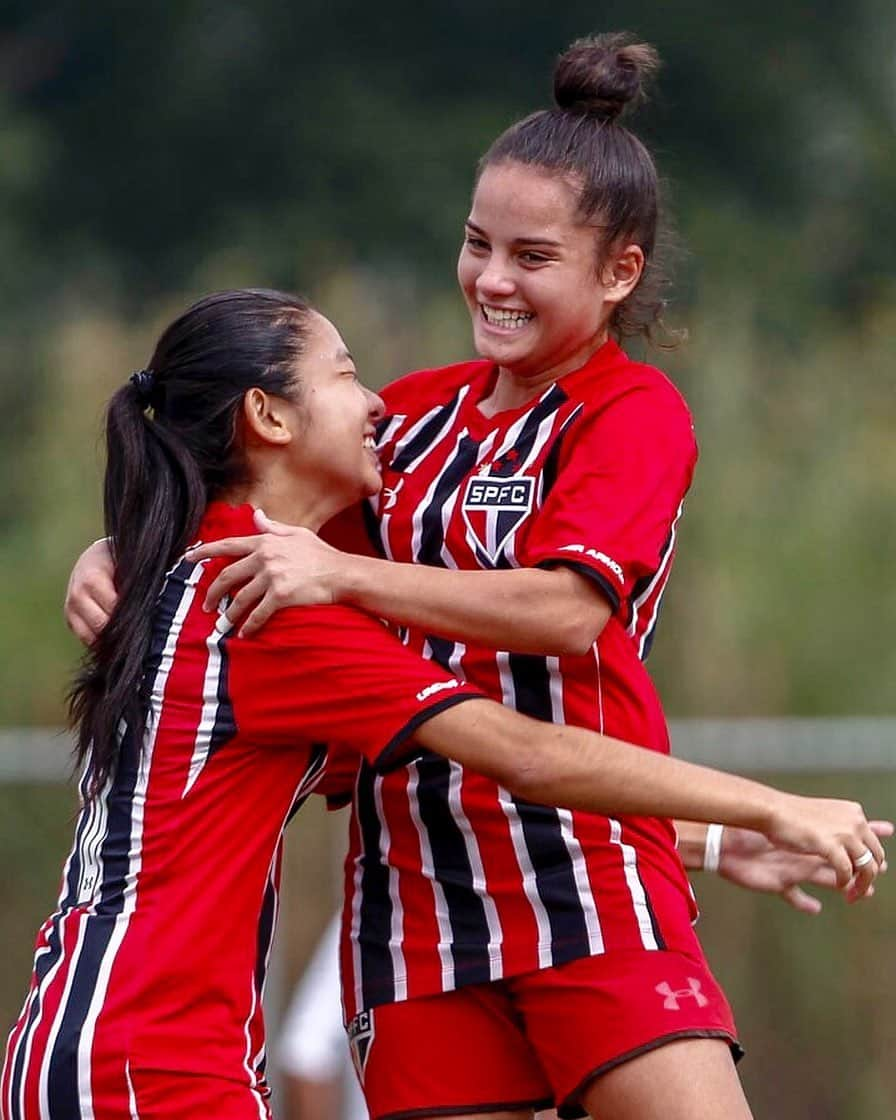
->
[853,848,875,869]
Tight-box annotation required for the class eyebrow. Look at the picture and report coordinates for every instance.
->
[335,347,355,363]
[465,220,563,249]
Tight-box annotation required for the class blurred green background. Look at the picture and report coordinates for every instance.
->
[0,2,893,1116]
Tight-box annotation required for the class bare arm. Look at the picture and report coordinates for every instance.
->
[189,513,611,651]
[415,698,887,901]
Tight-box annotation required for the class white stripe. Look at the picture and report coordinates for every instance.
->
[410,428,470,562]
[239,974,271,1120]
[406,762,455,989]
[593,645,605,734]
[184,616,230,792]
[627,501,684,656]
[447,761,504,980]
[392,388,469,475]
[546,657,604,955]
[608,817,659,950]
[372,775,407,1000]
[494,654,553,967]
[349,777,366,1016]
[37,917,89,1120]
[183,613,234,796]
[125,1059,140,1120]
[501,409,563,567]
[14,762,95,1118]
[75,566,204,1117]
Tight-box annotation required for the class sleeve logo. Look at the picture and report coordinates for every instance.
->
[416,678,461,703]
[557,543,624,583]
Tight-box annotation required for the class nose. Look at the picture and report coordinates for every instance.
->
[475,254,516,301]
[367,388,386,422]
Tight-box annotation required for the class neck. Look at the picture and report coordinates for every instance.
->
[224,475,337,533]
[480,332,610,416]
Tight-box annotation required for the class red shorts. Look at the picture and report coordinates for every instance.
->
[349,950,741,1120]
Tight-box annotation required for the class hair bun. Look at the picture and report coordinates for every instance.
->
[553,32,659,121]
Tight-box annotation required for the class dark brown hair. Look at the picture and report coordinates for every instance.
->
[70,288,314,793]
[479,32,674,345]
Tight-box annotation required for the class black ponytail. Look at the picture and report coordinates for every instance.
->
[69,288,313,793]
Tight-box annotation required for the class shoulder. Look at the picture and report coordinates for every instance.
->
[574,356,695,445]
[381,360,489,413]
[244,603,393,653]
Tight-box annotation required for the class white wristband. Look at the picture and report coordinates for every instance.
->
[703,823,724,873]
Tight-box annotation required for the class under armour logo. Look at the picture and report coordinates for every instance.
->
[655,978,709,1010]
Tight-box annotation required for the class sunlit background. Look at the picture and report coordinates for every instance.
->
[1,4,893,1116]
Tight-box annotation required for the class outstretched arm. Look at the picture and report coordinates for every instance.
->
[414,697,888,903]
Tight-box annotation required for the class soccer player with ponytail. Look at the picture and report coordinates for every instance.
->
[60,36,890,1120]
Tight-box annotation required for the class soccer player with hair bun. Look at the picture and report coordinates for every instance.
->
[62,35,890,1120]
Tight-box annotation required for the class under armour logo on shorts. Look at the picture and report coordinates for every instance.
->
[347,1009,375,1082]
[655,978,709,1010]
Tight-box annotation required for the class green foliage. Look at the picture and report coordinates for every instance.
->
[0,2,893,722]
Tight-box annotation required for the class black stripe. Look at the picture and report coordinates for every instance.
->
[46,563,194,1117]
[356,763,396,1010]
[391,392,463,473]
[417,434,481,567]
[502,383,568,467]
[47,726,144,1118]
[412,755,493,987]
[507,652,591,964]
[205,625,237,765]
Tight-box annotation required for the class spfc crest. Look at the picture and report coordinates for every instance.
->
[347,1009,375,1082]
[461,474,535,563]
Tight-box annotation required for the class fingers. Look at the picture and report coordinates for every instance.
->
[203,556,261,612]
[187,535,262,564]
[253,509,292,535]
[67,608,106,646]
[238,596,279,638]
[782,884,822,915]
[870,820,895,839]
[221,576,268,629]
[862,828,887,867]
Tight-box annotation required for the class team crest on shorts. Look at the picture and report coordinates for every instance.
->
[347,1009,375,1082]
[461,473,535,563]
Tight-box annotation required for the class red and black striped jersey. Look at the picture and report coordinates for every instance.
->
[2,503,483,1120]
[339,340,701,1022]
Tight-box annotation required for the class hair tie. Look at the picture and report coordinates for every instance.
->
[129,367,157,406]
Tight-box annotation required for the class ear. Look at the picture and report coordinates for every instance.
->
[241,388,296,447]
[601,243,645,306]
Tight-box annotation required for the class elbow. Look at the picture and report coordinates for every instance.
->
[502,747,555,806]
[553,618,602,658]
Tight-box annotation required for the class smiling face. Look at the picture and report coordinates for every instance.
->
[457,161,641,390]
[289,313,385,513]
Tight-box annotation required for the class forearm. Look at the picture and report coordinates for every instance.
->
[340,554,610,655]
[417,700,781,831]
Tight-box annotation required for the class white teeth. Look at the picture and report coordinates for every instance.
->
[481,305,534,329]
[363,436,376,450]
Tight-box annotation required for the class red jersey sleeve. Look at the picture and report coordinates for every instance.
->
[520,382,698,611]
[227,603,484,770]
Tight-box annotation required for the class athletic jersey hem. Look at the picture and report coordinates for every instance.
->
[376,1094,555,1120]
[376,692,486,769]
[533,557,621,611]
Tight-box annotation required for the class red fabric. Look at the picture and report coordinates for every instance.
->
[2,503,482,1119]
[337,342,703,1021]
[358,947,738,1120]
